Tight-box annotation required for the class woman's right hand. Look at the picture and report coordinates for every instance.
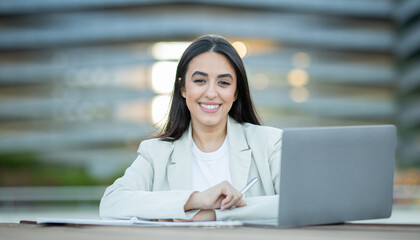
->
[184,181,246,211]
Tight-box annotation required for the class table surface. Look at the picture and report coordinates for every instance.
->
[1,223,420,240]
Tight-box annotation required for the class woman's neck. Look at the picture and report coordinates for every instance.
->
[191,119,227,153]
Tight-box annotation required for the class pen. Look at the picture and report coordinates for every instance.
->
[240,177,259,195]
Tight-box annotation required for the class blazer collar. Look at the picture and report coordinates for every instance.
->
[167,117,252,191]
[227,116,252,191]
[167,123,193,190]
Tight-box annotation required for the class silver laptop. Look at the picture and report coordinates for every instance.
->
[245,125,396,227]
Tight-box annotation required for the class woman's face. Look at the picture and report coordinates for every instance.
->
[182,51,237,130]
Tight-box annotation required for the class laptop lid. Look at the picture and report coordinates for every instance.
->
[277,125,396,227]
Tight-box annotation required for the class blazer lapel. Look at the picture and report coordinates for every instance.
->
[167,124,193,190]
[227,117,252,191]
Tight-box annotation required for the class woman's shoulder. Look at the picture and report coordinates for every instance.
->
[239,122,283,150]
[239,122,283,156]
[137,137,174,156]
[241,122,283,139]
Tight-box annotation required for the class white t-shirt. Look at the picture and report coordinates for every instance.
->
[191,137,232,192]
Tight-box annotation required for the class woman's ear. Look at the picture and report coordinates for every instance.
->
[181,87,186,98]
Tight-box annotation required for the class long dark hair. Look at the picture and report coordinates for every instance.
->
[157,35,261,141]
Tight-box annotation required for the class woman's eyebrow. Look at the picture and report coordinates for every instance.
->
[217,73,233,80]
[191,71,208,77]
[191,71,233,80]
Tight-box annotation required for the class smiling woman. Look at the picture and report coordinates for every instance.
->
[100,35,283,222]
[181,52,238,151]
[158,35,261,142]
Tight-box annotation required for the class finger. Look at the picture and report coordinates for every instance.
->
[237,199,247,207]
[222,200,236,210]
[226,193,244,210]
[221,193,233,209]
[221,194,239,210]
[220,187,233,205]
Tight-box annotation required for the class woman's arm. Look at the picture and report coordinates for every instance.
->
[214,195,278,220]
[99,158,199,220]
[99,142,198,220]
[100,142,246,221]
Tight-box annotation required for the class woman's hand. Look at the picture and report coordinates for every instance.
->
[184,181,246,211]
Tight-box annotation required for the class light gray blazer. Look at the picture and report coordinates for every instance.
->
[100,117,283,220]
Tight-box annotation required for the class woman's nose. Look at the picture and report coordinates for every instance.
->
[205,82,217,99]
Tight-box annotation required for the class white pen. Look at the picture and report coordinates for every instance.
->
[240,177,259,195]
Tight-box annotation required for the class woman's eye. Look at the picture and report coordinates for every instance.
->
[219,80,231,86]
[193,79,205,83]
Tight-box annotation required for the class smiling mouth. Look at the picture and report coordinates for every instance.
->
[200,103,221,110]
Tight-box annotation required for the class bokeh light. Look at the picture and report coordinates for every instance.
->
[151,61,177,94]
[232,41,247,58]
[290,87,310,103]
[152,42,190,60]
[287,69,309,87]
[151,95,171,127]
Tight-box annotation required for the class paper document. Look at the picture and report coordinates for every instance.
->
[36,217,243,227]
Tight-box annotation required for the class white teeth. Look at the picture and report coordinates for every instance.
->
[200,104,220,110]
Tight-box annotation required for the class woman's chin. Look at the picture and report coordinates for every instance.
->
[195,116,226,128]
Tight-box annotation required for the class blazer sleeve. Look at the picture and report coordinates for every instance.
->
[215,127,282,220]
[215,195,279,220]
[99,141,199,220]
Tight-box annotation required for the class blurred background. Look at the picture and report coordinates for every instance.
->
[0,0,419,223]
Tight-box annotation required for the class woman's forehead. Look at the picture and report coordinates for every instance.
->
[187,52,236,77]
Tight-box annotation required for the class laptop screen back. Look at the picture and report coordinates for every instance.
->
[278,125,396,227]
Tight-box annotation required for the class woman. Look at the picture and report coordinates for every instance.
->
[100,35,282,221]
